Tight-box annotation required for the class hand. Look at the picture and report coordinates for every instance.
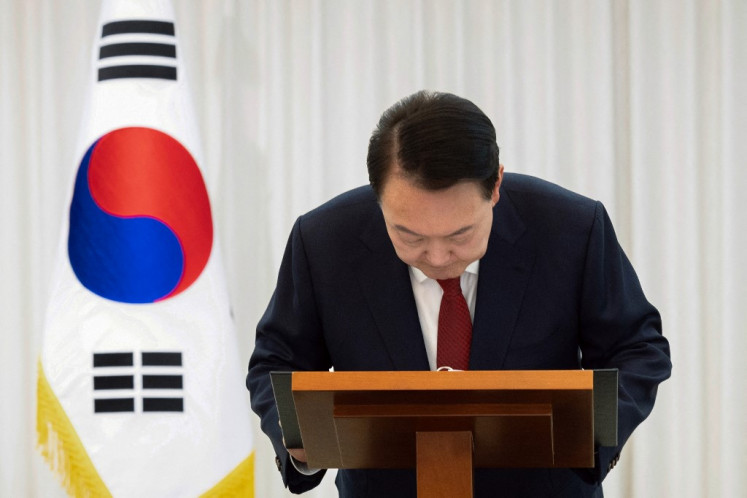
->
[288,447,308,463]
[279,419,308,463]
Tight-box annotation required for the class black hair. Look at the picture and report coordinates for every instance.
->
[367,90,500,199]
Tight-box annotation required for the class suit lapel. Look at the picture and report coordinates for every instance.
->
[357,210,430,371]
[470,189,535,370]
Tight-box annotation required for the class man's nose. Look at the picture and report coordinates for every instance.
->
[424,243,451,267]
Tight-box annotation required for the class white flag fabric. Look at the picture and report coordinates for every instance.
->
[36,1,254,496]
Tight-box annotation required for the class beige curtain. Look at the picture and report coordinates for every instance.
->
[1,1,744,497]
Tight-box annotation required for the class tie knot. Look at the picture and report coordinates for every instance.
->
[437,277,462,295]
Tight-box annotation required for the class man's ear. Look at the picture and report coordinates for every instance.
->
[491,164,504,206]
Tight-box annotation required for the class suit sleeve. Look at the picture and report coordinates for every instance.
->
[247,217,332,493]
[577,201,672,483]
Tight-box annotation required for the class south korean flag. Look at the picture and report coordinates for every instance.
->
[36,1,254,496]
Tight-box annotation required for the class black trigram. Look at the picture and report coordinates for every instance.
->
[93,351,184,413]
[97,20,177,82]
[141,352,184,412]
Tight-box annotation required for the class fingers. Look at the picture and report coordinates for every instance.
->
[288,447,308,463]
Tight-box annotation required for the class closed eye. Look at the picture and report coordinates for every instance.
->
[402,235,424,246]
[448,227,473,243]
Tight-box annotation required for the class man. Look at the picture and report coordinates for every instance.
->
[248,91,672,497]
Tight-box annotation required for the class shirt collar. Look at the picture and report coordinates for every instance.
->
[409,260,480,284]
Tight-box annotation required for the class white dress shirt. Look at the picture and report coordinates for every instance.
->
[408,261,479,370]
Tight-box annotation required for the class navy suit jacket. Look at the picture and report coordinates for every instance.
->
[248,173,672,497]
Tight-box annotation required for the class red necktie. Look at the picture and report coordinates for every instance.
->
[436,277,472,370]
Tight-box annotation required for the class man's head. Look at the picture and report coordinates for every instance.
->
[367,91,504,280]
[367,90,500,200]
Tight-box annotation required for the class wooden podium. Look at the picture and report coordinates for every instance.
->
[272,370,617,498]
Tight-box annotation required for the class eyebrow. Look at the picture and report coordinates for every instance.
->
[393,224,474,238]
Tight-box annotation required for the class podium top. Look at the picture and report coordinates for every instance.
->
[271,369,617,469]
[292,370,594,392]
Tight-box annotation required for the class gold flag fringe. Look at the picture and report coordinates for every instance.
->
[36,359,112,498]
[200,452,255,497]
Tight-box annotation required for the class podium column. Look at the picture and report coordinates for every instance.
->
[416,431,473,498]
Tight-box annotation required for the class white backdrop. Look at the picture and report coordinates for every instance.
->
[1,1,745,497]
